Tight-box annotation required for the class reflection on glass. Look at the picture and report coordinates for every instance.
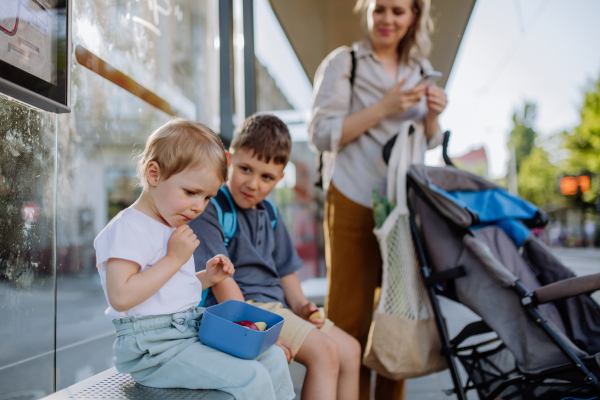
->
[54,0,220,391]
[73,0,220,128]
[271,143,323,281]
[0,94,56,397]
[54,73,168,387]
[253,0,322,282]
[106,168,141,221]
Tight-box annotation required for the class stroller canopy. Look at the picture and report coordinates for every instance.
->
[409,164,545,247]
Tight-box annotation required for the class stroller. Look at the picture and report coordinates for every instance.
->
[406,132,600,399]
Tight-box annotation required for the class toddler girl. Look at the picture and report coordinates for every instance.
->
[94,118,295,400]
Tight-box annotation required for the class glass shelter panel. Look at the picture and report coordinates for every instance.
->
[54,0,220,391]
[0,95,57,397]
[252,0,323,281]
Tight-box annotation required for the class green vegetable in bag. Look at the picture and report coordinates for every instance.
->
[372,189,396,229]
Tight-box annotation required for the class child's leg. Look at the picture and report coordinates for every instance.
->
[247,301,361,399]
[293,328,340,400]
[326,325,361,400]
[293,325,361,400]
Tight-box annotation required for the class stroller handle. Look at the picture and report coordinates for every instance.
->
[534,272,600,305]
[442,131,455,167]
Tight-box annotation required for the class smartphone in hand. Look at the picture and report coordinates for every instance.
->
[416,71,443,87]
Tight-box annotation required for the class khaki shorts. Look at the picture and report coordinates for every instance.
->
[247,301,334,351]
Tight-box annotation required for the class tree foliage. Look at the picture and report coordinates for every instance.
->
[509,102,537,172]
[509,74,600,208]
[517,145,562,207]
[564,77,600,203]
[508,102,562,207]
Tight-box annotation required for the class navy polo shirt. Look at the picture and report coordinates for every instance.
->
[189,188,303,308]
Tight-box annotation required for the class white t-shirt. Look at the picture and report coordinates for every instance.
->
[94,208,203,320]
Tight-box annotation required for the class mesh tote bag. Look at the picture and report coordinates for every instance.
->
[363,123,447,380]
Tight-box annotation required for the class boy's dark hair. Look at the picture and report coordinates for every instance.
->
[230,114,291,165]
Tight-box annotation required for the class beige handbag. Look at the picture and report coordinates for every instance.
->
[362,122,447,380]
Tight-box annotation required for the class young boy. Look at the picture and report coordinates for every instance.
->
[190,114,361,400]
[94,118,294,400]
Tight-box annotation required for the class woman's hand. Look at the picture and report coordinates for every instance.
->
[377,78,426,119]
[166,225,200,266]
[338,78,427,146]
[425,86,447,118]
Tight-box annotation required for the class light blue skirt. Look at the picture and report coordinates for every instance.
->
[112,307,295,400]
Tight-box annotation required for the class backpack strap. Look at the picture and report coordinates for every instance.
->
[349,49,357,88]
[199,187,236,307]
[315,48,357,189]
[210,187,237,247]
[263,199,279,229]
[210,187,279,245]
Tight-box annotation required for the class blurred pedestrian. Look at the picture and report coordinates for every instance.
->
[309,0,446,398]
[532,227,547,244]
[550,220,562,247]
[584,219,596,247]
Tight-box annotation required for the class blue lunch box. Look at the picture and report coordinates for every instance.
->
[198,300,284,359]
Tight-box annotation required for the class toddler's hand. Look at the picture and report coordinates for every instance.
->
[299,302,326,329]
[166,225,199,266]
[206,255,234,286]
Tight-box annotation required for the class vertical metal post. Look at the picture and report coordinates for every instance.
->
[53,113,58,393]
[219,0,234,145]
[242,0,255,117]
[595,179,600,247]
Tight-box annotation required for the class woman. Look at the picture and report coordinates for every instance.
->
[308,0,448,399]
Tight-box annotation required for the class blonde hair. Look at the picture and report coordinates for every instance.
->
[354,0,433,65]
[136,118,228,190]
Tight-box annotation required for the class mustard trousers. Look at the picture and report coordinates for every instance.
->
[325,184,405,400]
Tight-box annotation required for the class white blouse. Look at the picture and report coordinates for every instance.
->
[309,40,443,208]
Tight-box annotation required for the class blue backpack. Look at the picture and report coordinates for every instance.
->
[198,186,279,306]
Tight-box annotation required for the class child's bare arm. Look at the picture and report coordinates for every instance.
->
[280,273,326,328]
[212,277,244,303]
[106,225,199,311]
[280,272,307,312]
[196,254,235,290]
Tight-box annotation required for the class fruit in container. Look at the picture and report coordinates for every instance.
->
[234,320,259,331]
[254,322,267,331]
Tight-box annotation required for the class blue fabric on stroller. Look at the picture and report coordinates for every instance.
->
[428,184,538,247]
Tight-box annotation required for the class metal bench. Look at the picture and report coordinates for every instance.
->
[40,281,325,400]
[41,367,235,400]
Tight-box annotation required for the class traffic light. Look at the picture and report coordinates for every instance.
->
[559,175,591,196]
